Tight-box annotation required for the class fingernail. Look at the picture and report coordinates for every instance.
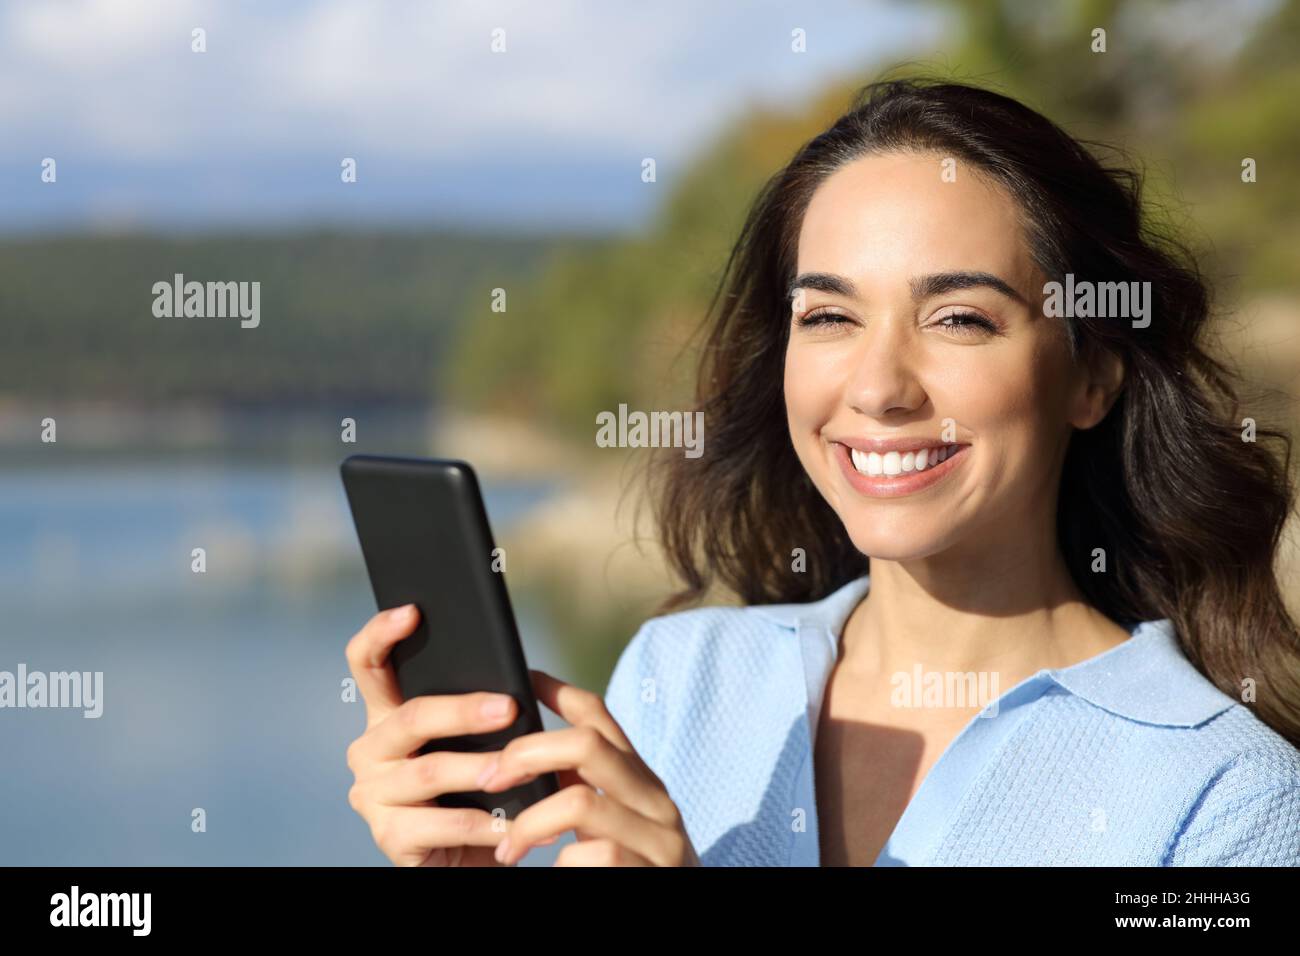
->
[480,694,512,719]
[476,757,499,788]
[494,838,511,863]
[389,604,412,624]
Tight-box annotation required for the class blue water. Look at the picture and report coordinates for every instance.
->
[0,462,577,866]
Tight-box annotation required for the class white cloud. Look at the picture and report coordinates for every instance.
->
[0,0,948,228]
[8,0,194,64]
[1,0,942,162]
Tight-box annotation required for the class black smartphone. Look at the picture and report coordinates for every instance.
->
[340,454,559,819]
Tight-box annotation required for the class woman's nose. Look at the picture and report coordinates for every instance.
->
[844,320,927,417]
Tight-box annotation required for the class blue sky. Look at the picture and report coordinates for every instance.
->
[0,0,947,235]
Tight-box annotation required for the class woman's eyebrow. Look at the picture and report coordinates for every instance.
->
[787,272,858,300]
[787,270,1027,306]
[910,270,1027,305]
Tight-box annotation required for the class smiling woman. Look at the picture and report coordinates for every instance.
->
[339,77,1300,869]
[621,78,1300,866]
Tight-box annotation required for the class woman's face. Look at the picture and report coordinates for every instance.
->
[784,150,1106,562]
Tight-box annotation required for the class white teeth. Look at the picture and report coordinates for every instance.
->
[849,444,964,477]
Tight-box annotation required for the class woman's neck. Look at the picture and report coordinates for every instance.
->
[839,540,1130,682]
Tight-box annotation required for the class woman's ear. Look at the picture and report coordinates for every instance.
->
[1069,341,1126,430]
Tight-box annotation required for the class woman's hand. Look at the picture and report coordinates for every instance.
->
[482,669,700,867]
[344,604,517,866]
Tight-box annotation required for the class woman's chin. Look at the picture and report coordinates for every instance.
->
[842,524,953,564]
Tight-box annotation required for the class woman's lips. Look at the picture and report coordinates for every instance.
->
[831,440,970,498]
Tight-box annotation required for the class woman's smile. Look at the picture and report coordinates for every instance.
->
[829,437,971,498]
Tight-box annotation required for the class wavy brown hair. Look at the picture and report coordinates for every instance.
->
[646,78,1300,748]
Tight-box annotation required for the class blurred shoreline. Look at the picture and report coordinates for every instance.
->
[0,401,681,687]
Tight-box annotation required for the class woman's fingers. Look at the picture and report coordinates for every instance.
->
[554,839,653,867]
[481,723,675,825]
[344,605,420,727]
[496,784,684,867]
[529,668,635,754]
[370,805,507,867]
[352,749,507,808]
[349,691,518,766]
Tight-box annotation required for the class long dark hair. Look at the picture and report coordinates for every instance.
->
[646,78,1300,747]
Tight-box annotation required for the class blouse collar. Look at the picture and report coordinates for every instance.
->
[751,574,1234,728]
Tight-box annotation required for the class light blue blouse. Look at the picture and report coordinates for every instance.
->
[603,574,1300,865]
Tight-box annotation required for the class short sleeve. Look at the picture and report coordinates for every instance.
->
[1166,754,1300,865]
[603,620,660,771]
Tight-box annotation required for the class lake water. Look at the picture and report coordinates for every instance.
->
[0,460,579,866]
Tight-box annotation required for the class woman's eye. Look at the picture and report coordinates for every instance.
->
[794,309,849,328]
[934,312,999,335]
[793,309,1000,335]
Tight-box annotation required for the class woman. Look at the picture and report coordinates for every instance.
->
[343,79,1300,866]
